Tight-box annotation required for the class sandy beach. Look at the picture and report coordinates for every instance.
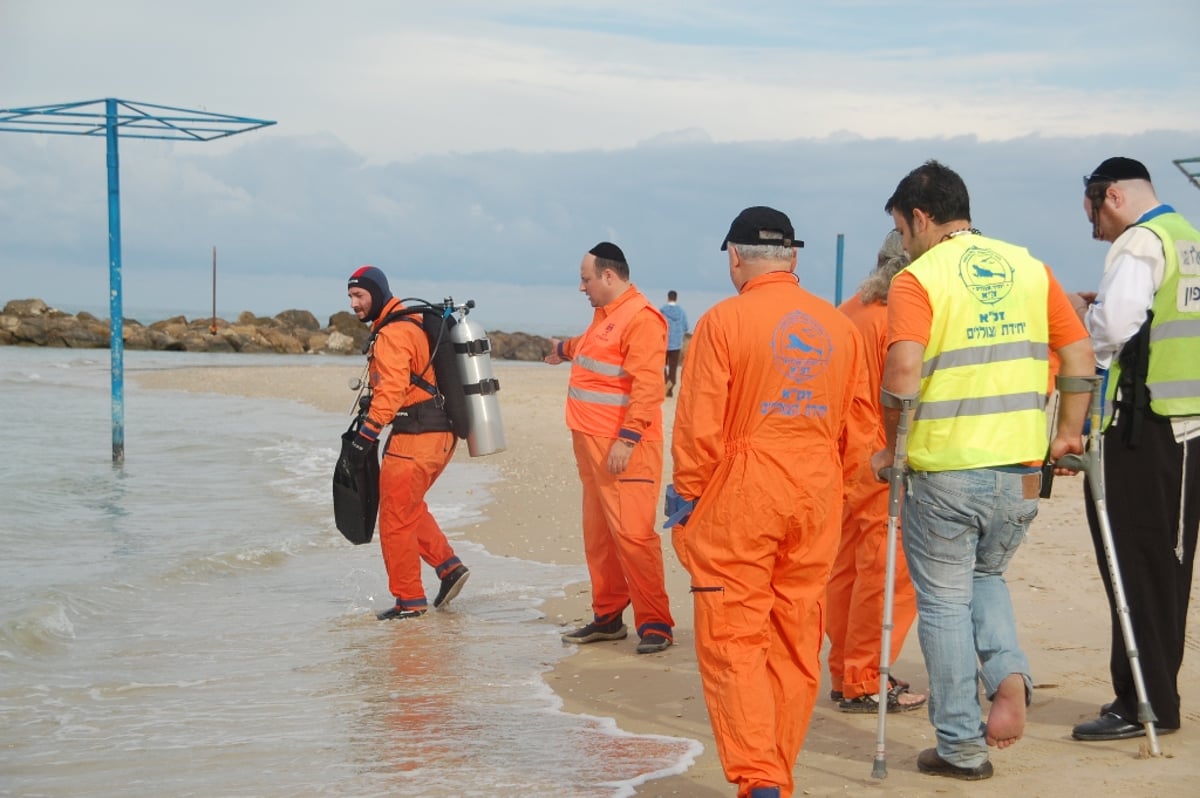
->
[136,359,1200,797]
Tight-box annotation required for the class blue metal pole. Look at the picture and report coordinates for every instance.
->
[106,98,125,465]
[835,233,845,306]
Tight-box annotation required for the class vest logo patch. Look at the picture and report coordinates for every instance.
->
[771,311,831,385]
[1179,277,1200,313]
[958,246,1015,305]
[1176,239,1200,275]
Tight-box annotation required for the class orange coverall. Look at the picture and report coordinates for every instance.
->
[671,272,874,798]
[826,292,918,701]
[561,286,674,640]
[364,297,463,610]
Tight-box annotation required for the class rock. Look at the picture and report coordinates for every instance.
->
[274,309,320,331]
[322,330,358,355]
[0,297,556,360]
[3,298,55,317]
[489,331,553,361]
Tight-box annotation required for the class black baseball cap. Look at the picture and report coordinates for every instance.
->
[720,206,804,251]
[1084,157,1152,187]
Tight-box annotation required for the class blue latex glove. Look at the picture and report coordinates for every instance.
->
[663,485,696,529]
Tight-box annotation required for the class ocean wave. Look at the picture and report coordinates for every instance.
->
[0,599,77,659]
[158,545,296,581]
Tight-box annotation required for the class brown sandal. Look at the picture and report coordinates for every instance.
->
[838,678,926,714]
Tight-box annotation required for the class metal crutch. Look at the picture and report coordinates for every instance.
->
[1055,375,1162,757]
[872,391,917,779]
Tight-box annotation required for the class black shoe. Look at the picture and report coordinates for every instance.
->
[916,748,993,781]
[830,689,844,702]
[636,632,672,654]
[561,617,627,644]
[377,605,427,621]
[433,565,470,609]
[1072,711,1176,741]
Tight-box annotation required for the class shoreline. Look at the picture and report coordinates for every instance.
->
[134,360,1200,797]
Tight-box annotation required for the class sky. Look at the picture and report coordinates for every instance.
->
[1,0,1199,335]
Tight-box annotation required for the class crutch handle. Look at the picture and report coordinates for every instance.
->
[1056,453,1087,472]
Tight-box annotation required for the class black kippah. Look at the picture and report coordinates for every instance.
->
[589,241,627,264]
[1086,157,1152,185]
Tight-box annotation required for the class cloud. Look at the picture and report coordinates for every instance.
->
[3,126,1199,336]
[3,2,1198,333]
[4,2,1197,163]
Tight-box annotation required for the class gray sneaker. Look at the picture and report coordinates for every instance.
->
[636,633,672,654]
[433,565,470,609]
[561,617,627,644]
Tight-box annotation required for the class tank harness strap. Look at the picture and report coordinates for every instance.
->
[464,377,501,396]
[453,338,491,356]
[391,396,453,434]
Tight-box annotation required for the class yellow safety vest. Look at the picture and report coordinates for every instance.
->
[905,235,1050,471]
[1106,210,1200,425]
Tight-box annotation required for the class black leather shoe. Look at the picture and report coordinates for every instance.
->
[1072,711,1177,741]
[916,748,993,780]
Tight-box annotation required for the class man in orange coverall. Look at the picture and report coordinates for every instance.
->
[668,208,875,798]
[544,242,675,655]
[826,229,926,713]
[345,265,470,621]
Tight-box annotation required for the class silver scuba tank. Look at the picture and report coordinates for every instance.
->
[449,312,506,456]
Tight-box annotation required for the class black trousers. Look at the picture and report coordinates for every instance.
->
[664,349,681,384]
[1085,414,1200,729]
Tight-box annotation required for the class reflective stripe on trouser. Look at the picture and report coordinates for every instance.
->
[571,431,674,639]
[378,430,459,607]
[672,483,839,798]
[826,478,918,699]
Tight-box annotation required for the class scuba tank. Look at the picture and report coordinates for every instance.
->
[367,297,506,457]
[448,300,506,457]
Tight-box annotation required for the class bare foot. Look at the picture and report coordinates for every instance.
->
[985,673,1027,748]
[895,688,927,710]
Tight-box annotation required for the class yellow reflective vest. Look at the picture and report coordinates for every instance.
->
[1106,209,1200,424]
[905,235,1050,471]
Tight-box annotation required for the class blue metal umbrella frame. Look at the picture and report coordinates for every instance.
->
[0,98,276,463]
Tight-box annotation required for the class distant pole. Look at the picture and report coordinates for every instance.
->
[106,98,125,465]
[210,245,218,335]
[834,233,845,306]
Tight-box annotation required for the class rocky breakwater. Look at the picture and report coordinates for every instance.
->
[0,298,555,361]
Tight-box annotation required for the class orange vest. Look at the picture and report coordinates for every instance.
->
[566,292,664,440]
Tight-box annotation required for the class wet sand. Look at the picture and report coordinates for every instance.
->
[137,360,1200,797]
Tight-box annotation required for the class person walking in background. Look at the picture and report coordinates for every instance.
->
[660,290,689,397]
[872,161,1094,780]
[345,265,470,620]
[1069,157,1200,742]
[544,242,675,655]
[826,229,926,714]
[668,207,875,798]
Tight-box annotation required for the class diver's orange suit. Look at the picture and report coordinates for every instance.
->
[826,293,918,701]
[671,272,874,798]
[363,296,464,611]
[560,286,675,640]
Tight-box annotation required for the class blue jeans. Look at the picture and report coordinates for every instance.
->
[902,468,1036,768]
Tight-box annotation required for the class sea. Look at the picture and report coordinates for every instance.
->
[0,345,700,798]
